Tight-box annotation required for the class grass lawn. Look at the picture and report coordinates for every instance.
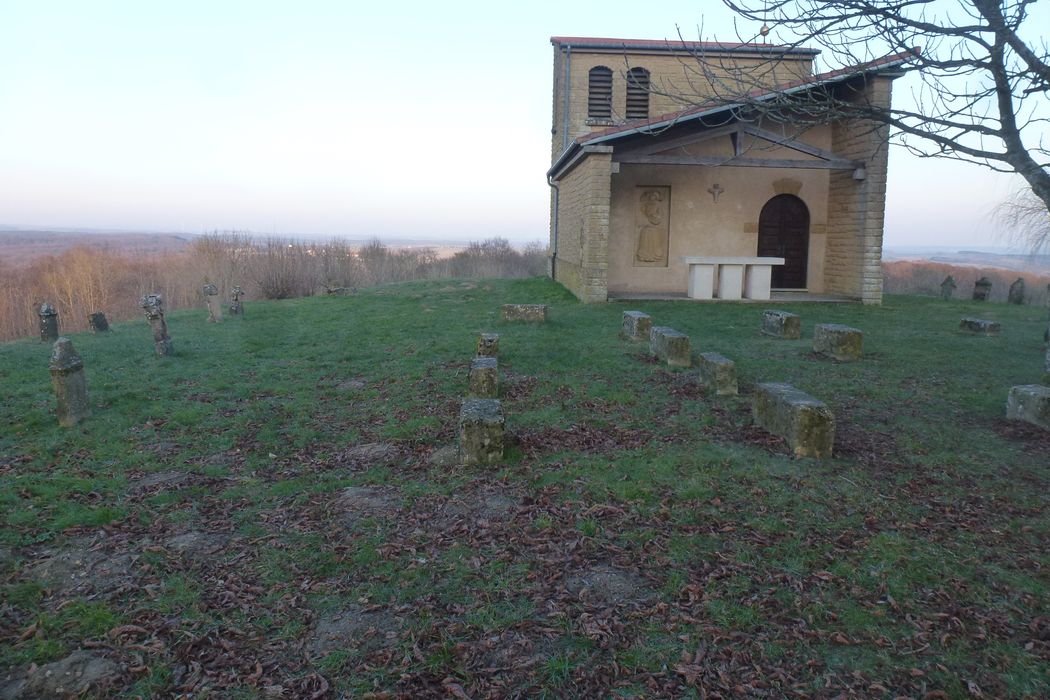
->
[1,277,1047,698]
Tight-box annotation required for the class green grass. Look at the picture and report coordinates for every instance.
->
[0,276,1047,698]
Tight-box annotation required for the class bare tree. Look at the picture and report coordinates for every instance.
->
[996,183,1050,255]
[669,1,1050,215]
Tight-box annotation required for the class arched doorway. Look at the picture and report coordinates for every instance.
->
[757,194,810,289]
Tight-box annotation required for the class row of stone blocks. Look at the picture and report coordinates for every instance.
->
[622,311,738,395]
[460,332,505,466]
[762,310,864,361]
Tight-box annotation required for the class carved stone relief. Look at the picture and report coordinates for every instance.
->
[634,186,670,267]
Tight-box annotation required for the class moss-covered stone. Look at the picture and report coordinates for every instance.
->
[813,323,863,361]
[959,317,1001,336]
[620,311,652,341]
[469,357,499,398]
[649,326,691,367]
[459,398,505,466]
[753,382,835,458]
[762,310,801,339]
[49,338,91,428]
[501,304,549,321]
[477,333,499,357]
[694,351,737,395]
[1006,384,1050,431]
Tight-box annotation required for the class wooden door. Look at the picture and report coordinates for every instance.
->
[757,194,809,289]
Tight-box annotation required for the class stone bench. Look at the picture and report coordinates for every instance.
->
[1006,385,1050,431]
[621,311,652,341]
[650,326,691,367]
[752,383,835,458]
[693,351,737,395]
[459,398,505,465]
[501,304,549,322]
[813,323,863,361]
[959,318,1001,336]
[469,357,499,398]
[761,310,801,339]
[477,332,499,357]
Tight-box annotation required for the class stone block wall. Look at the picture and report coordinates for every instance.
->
[825,76,894,305]
[551,150,612,302]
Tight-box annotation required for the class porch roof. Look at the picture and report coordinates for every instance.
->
[547,48,918,182]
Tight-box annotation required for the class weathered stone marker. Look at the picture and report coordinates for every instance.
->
[88,312,110,333]
[693,351,737,395]
[50,338,91,427]
[972,276,992,301]
[477,332,499,357]
[1008,277,1025,305]
[753,383,835,458]
[959,317,1001,336]
[940,276,957,300]
[459,398,505,465]
[813,323,864,361]
[621,311,652,341]
[761,310,801,339]
[229,286,244,316]
[501,304,549,322]
[38,303,59,342]
[650,326,691,367]
[203,284,223,323]
[141,293,174,356]
[1006,385,1050,431]
[469,356,499,398]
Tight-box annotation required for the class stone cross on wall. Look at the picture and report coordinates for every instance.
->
[50,337,91,427]
[202,284,223,323]
[707,183,725,203]
[38,302,59,342]
[141,293,174,356]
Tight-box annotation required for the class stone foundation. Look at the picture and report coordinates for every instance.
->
[459,398,505,465]
[501,304,549,322]
[694,352,737,395]
[753,382,835,458]
[813,323,863,361]
[959,318,1001,336]
[650,326,691,367]
[1006,385,1050,431]
[762,310,801,339]
[621,311,652,341]
[469,357,499,398]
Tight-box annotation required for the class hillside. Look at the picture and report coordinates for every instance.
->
[0,230,196,266]
[0,278,1047,698]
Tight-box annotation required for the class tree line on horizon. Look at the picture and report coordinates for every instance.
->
[0,234,548,342]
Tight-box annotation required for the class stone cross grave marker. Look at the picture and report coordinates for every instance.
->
[141,294,174,356]
[229,286,244,316]
[972,277,992,301]
[88,312,110,333]
[38,302,59,342]
[1008,277,1025,305]
[940,276,956,300]
[50,337,91,427]
[203,284,223,323]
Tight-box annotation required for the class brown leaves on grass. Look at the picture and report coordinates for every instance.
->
[517,423,654,457]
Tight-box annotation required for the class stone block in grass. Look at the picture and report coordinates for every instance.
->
[694,351,738,395]
[501,304,548,322]
[1006,385,1050,431]
[650,326,691,367]
[753,382,835,458]
[459,399,505,465]
[621,311,652,341]
[959,317,1000,336]
[477,332,499,357]
[762,310,801,339]
[813,323,863,361]
[469,357,499,398]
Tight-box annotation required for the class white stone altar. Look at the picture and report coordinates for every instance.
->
[681,256,786,300]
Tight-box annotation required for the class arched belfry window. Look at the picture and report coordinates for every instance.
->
[626,67,650,120]
[588,66,613,119]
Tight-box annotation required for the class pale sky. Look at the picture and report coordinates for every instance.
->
[0,1,1039,248]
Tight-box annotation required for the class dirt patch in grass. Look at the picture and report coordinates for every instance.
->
[502,373,538,401]
[518,423,654,457]
[164,531,232,558]
[128,469,191,494]
[0,650,121,700]
[306,604,401,658]
[29,539,138,598]
[563,564,654,605]
[333,486,399,525]
[991,418,1050,452]
[340,442,398,465]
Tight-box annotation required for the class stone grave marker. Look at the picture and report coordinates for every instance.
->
[229,286,244,316]
[813,323,863,361]
[693,351,737,395]
[940,275,956,300]
[38,302,59,342]
[141,293,174,356]
[761,310,801,339]
[50,338,91,427]
[88,312,110,333]
[1008,277,1025,305]
[459,398,505,465]
[1006,385,1050,431]
[501,304,549,322]
[959,317,1001,336]
[650,326,691,367]
[477,332,499,357]
[203,283,223,323]
[753,382,835,458]
[621,311,652,341]
[469,356,499,398]
[972,276,992,301]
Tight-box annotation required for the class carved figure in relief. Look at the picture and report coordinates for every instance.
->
[635,189,668,265]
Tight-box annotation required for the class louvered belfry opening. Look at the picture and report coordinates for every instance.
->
[588,66,613,118]
[626,67,650,120]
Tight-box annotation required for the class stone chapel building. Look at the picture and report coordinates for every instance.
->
[547,36,914,304]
